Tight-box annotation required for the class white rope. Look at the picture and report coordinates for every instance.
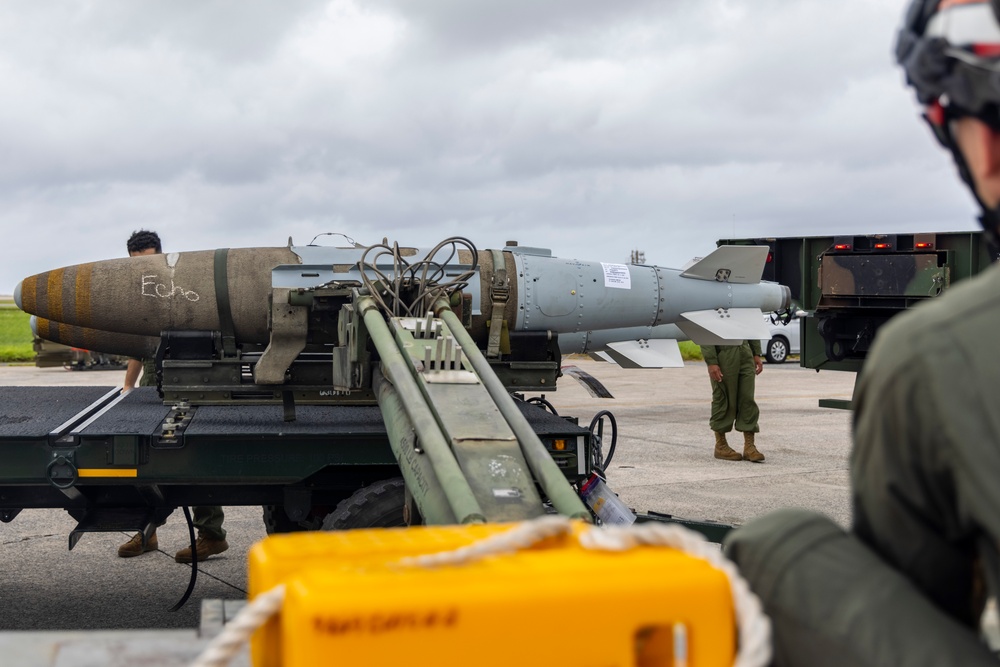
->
[190,584,286,667]
[397,515,574,568]
[188,517,771,667]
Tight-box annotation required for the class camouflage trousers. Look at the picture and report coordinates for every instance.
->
[156,506,226,541]
[709,344,759,433]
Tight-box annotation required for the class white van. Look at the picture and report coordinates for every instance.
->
[760,313,801,364]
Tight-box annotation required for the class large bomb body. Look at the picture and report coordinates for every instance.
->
[15,243,789,362]
[17,248,297,343]
[30,316,159,360]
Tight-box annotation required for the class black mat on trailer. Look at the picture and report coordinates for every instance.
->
[189,404,390,435]
[1,387,588,439]
[77,388,173,436]
[0,386,116,438]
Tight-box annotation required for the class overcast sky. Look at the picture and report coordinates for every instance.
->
[0,0,981,294]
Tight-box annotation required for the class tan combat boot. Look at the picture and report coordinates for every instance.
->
[175,534,229,564]
[743,432,765,463]
[118,530,158,557]
[714,431,742,461]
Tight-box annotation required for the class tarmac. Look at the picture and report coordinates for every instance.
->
[0,358,857,663]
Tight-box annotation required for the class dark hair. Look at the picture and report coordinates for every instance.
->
[127,229,162,254]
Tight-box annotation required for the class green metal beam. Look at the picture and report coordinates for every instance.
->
[434,300,591,522]
[358,294,486,524]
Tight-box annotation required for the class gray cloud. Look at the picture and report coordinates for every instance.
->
[0,0,980,297]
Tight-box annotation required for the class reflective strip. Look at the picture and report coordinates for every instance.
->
[78,468,138,478]
[928,2,1000,45]
[938,0,987,9]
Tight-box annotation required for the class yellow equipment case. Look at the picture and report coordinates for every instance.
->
[248,521,735,667]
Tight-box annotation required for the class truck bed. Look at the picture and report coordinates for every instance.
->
[0,386,589,511]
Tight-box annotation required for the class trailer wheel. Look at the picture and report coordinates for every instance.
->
[263,502,342,534]
[765,336,789,364]
[262,505,322,535]
[262,505,301,534]
[321,478,407,530]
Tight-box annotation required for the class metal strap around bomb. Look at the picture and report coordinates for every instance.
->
[486,248,509,359]
[213,248,237,358]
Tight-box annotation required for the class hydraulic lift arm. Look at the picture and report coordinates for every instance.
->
[357,292,591,525]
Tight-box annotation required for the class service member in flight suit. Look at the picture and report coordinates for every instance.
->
[724,2,1000,664]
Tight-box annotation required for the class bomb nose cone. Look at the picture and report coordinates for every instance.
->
[13,280,22,310]
[28,315,38,337]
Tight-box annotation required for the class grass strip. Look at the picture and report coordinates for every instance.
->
[0,307,34,362]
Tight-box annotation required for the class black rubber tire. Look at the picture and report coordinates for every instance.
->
[262,505,301,535]
[321,478,407,530]
[765,337,789,364]
[264,504,343,534]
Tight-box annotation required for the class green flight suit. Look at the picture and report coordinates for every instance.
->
[700,340,761,433]
[723,264,1000,664]
[724,509,999,666]
[852,262,1000,627]
[138,358,226,541]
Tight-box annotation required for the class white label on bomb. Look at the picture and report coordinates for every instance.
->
[141,275,201,301]
[601,263,631,289]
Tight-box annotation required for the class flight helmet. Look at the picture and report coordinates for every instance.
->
[896,0,1000,240]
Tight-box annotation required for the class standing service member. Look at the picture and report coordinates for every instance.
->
[701,341,765,462]
[116,229,230,564]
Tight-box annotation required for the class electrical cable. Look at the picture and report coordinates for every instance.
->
[589,410,618,470]
[169,505,199,612]
[308,232,360,247]
[525,396,558,415]
[357,237,478,317]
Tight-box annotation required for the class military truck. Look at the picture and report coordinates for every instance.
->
[719,231,997,406]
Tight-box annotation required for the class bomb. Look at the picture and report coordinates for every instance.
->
[16,241,789,367]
